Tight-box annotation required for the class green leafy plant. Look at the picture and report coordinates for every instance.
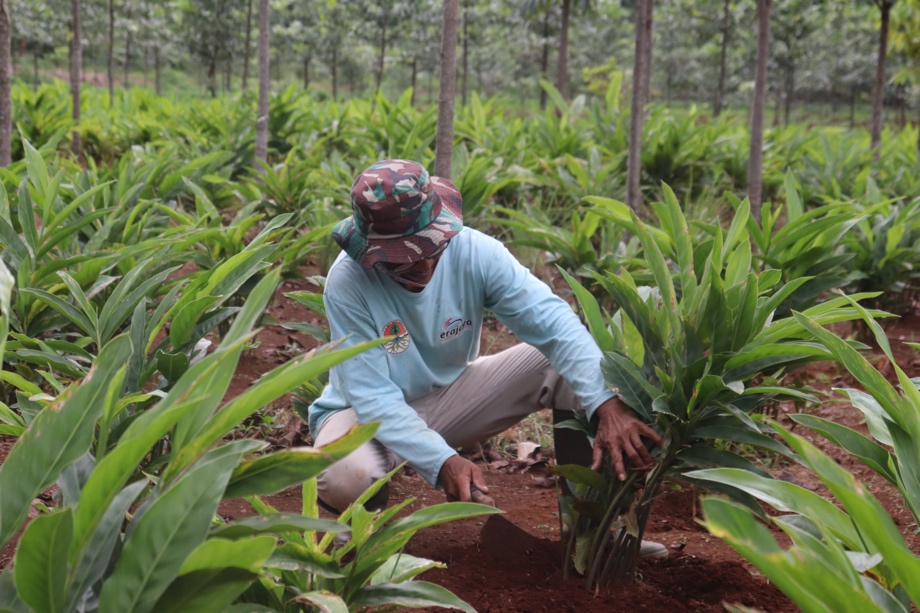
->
[843,191,920,314]
[233,466,498,612]
[734,173,858,315]
[0,263,497,613]
[694,303,920,612]
[0,269,385,613]
[487,202,622,279]
[556,186,876,587]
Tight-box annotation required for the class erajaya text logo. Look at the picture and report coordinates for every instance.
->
[440,316,473,342]
[382,319,410,354]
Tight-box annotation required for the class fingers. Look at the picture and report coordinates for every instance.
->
[593,424,662,480]
[610,444,627,481]
[641,422,665,448]
[622,436,652,472]
[591,440,604,471]
[451,469,472,502]
[630,431,655,467]
[470,467,489,494]
[443,458,486,502]
[593,433,628,480]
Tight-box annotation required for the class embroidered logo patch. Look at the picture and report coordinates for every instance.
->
[440,317,473,343]
[382,319,411,354]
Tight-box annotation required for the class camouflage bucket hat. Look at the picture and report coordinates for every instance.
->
[332,159,463,268]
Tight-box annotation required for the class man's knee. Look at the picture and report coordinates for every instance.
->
[315,451,391,514]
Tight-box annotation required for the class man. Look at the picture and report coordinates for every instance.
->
[309,159,665,556]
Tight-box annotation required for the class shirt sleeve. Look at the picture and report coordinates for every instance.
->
[323,292,457,486]
[479,238,616,419]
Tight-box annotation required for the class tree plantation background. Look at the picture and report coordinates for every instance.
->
[10,0,919,126]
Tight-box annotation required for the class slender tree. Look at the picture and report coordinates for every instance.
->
[242,0,253,90]
[254,0,269,171]
[435,0,460,179]
[626,0,654,210]
[748,0,771,219]
[71,0,82,159]
[107,0,114,104]
[123,5,132,88]
[321,1,351,102]
[713,0,732,117]
[871,0,898,158]
[374,2,389,98]
[0,0,10,167]
[641,0,654,106]
[524,0,591,103]
[461,0,469,106]
[540,8,551,109]
[154,41,161,94]
[558,0,571,99]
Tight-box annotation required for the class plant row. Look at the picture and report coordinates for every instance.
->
[15,80,920,214]
[0,137,499,611]
[555,186,919,611]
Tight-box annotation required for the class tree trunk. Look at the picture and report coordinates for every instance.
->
[642,0,654,107]
[748,0,771,220]
[772,81,781,127]
[557,0,571,100]
[461,0,468,107]
[224,55,232,92]
[107,0,114,104]
[783,66,794,126]
[375,7,387,98]
[303,54,310,90]
[434,0,460,179]
[410,57,417,106]
[207,54,217,97]
[254,0,270,171]
[331,46,338,100]
[142,45,148,88]
[850,91,859,129]
[870,0,893,159]
[0,0,10,167]
[71,0,82,159]
[713,0,731,117]
[666,65,672,106]
[540,9,550,110]
[123,9,132,88]
[477,54,483,95]
[241,0,253,90]
[154,43,161,96]
[32,51,38,89]
[626,0,653,211]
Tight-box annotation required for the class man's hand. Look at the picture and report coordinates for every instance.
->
[438,454,489,502]
[592,396,664,481]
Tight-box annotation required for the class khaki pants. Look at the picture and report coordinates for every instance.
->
[314,343,587,512]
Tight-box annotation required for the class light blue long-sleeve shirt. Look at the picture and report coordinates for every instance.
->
[308,227,616,485]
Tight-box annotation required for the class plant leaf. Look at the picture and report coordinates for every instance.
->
[349,581,476,613]
[14,509,73,613]
[0,337,131,549]
[98,445,245,613]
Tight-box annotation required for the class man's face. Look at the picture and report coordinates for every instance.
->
[376,242,448,291]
